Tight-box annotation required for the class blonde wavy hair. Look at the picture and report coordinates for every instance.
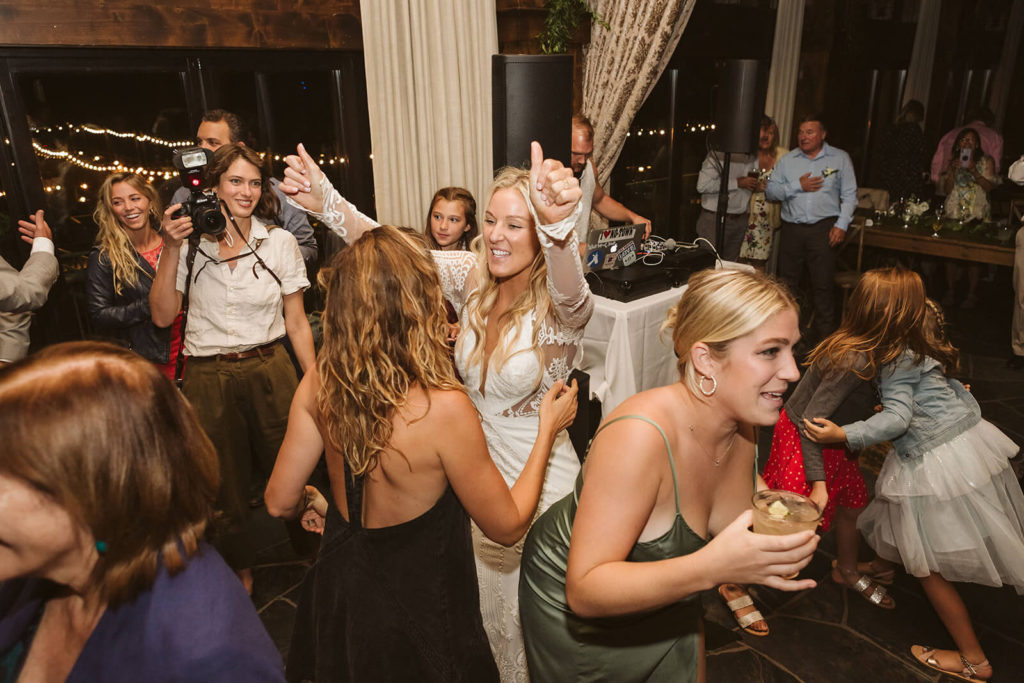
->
[460,167,550,384]
[93,173,162,295]
[316,225,463,476]
[663,269,797,397]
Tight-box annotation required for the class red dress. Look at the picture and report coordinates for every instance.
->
[763,408,868,531]
[140,243,183,381]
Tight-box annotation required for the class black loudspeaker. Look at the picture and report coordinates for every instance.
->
[714,59,763,154]
[492,55,572,172]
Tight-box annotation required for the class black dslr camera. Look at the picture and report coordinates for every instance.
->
[171,146,226,236]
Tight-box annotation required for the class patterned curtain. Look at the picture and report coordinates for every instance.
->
[360,0,498,227]
[582,0,696,188]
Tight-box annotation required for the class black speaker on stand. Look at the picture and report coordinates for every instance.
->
[492,55,572,173]
[712,59,764,256]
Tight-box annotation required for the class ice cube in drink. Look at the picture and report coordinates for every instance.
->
[751,489,822,578]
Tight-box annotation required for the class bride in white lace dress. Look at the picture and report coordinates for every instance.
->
[280,142,593,682]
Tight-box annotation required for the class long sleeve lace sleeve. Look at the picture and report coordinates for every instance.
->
[431,250,478,315]
[522,192,593,331]
[286,173,378,243]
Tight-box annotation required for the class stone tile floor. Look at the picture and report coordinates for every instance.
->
[252,270,1024,681]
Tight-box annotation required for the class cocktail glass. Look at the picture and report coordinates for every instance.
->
[751,489,822,579]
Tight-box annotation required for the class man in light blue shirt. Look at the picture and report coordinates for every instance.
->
[766,113,857,343]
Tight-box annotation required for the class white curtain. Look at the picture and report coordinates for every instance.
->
[764,0,806,148]
[902,0,941,115]
[360,0,497,228]
[582,0,695,188]
[988,0,1024,129]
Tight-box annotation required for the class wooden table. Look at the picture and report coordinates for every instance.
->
[852,216,1015,267]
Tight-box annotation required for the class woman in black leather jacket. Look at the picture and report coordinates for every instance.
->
[86,172,181,379]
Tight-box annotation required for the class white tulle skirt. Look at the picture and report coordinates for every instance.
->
[858,419,1024,594]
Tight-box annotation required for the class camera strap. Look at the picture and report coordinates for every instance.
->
[174,237,200,389]
[226,212,283,286]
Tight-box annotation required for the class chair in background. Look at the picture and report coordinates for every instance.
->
[834,220,866,316]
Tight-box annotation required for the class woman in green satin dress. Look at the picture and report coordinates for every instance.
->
[519,269,821,682]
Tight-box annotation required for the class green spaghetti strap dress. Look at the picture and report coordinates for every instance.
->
[519,415,710,682]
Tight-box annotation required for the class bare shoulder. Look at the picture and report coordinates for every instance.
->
[607,385,684,433]
[587,386,683,465]
[401,386,477,432]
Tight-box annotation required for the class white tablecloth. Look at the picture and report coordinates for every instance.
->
[580,285,686,416]
[579,262,753,416]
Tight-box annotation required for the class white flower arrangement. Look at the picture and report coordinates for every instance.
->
[904,197,930,218]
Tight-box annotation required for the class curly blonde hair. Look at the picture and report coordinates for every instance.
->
[460,167,551,385]
[93,173,162,295]
[316,226,463,476]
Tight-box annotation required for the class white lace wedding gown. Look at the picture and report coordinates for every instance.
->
[298,180,593,682]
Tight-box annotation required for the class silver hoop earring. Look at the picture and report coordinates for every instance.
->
[699,375,717,397]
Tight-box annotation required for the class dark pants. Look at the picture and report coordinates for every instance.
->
[183,343,298,568]
[778,217,837,343]
[696,208,748,262]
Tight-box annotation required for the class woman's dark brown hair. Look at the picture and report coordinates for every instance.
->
[0,341,220,606]
[205,143,280,222]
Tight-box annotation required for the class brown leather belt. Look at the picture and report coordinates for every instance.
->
[193,340,281,363]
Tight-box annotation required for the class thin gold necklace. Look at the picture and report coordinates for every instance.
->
[688,424,738,467]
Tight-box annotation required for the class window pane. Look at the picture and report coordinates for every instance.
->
[19,71,190,251]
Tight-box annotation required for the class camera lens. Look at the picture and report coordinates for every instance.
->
[201,209,226,236]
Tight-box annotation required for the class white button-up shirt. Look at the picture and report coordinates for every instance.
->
[174,217,308,357]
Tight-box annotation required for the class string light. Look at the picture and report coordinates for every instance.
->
[31,122,354,190]
[626,123,715,137]
[30,123,191,148]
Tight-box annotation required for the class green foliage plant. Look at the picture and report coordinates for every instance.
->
[538,0,609,54]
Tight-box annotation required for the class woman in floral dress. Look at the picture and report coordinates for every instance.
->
[740,116,788,271]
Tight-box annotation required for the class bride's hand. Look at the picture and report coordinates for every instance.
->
[539,378,579,436]
[529,141,581,225]
[279,142,325,214]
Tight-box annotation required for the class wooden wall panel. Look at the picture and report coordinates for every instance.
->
[0,1,363,50]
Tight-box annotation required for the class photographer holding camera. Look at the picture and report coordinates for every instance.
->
[150,143,314,594]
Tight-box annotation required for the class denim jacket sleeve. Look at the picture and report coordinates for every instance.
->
[842,356,918,451]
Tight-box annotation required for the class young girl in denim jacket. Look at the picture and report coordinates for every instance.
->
[805,268,1024,682]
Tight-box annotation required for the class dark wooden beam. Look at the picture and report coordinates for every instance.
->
[0,1,363,50]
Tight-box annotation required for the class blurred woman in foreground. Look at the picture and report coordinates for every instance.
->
[0,342,282,682]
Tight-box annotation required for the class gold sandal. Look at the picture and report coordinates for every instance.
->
[911,645,991,681]
[717,584,769,637]
[830,560,895,609]
[857,560,895,586]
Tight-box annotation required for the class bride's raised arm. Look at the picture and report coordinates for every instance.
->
[279,143,379,242]
[526,142,592,330]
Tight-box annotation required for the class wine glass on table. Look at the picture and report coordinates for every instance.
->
[932,204,943,238]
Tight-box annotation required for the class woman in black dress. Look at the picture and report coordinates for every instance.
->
[264,225,579,682]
